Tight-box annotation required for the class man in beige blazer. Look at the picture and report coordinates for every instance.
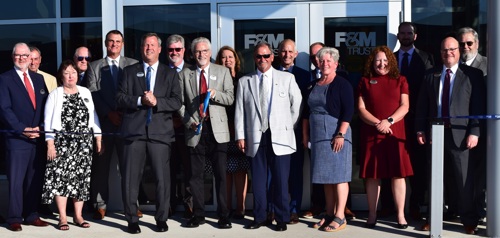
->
[177,37,234,229]
[234,42,302,232]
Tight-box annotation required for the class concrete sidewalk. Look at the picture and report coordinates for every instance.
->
[0,211,487,238]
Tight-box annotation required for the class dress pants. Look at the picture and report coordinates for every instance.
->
[6,144,45,224]
[120,138,171,223]
[288,127,304,214]
[189,122,229,218]
[252,130,291,223]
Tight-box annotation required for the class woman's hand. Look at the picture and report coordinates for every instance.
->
[331,136,344,152]
[95,137,104,156]
[47,141,56,161]
[375,120,393,135]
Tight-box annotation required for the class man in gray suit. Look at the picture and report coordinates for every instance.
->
[415,36,485,235]
[116,32,182,234]
[458,27,487,76]
[177,37,233,229]
[84,30,139,220]
[235,42,302,232]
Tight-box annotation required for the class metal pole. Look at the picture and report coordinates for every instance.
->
[430,123,444,238]
[487,0,500,237]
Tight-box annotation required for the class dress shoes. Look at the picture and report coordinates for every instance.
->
[397,223,408,229]
[93,208,106,220]
[266,212,275,225]
[464,225,478,235]
[302,211,313,219]
[9,223,22,231]
[156,221,168,232]
[137,209,143,218]
[246,220,267,229]
[127,222,141,234]
[345,207,356,220]
[276,222,287,231]
[25,218,49,227]
[420,222,430,231]
[217,217,232,229]
[185,216,205,228]
[289,213,299,224]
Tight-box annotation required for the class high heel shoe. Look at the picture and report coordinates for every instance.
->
[397,223,408,229]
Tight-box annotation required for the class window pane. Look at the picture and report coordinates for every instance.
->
[61,22,102,62]
[0,0,55,19]
[61,0,101,18]
[0,24,57,75]
[124,4,210,64]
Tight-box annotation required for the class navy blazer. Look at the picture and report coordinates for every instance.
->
[0,69,48,148]
[116,62,182,143]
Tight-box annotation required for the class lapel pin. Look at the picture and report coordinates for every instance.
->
[40,89,46,95]
[369,80,378,84]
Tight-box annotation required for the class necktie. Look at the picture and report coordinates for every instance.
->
[23,72,36,109]
[259,74,269,132]
[199,69,208,118]
[146,66,152,125]
[401,52,409,76]
[442,68,451,126]
[111,60,119,85]
[79,73,84,85]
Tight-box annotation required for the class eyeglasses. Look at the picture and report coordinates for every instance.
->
[168,47,183,53]
[459,41,474,47]
[441,48,458,53]
[13,54,30,59]
[256,54,271,59]
[194,49,209,55]
[77,56,91,61]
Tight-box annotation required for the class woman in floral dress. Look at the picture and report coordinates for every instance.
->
[42,60,102,230]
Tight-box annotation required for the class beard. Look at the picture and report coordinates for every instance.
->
[461,50,477,62]
[399,38,414,48]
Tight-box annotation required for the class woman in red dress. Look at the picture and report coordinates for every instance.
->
[357,46,413,229]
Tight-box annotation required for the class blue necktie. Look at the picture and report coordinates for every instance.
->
[146,66,152,125]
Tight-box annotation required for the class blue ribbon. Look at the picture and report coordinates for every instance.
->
[195,91,211,135]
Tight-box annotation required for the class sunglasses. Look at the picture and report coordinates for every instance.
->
[168,47,183,53]
[256,54,271,59]
[77,56,91,61]
[459,41,474,47]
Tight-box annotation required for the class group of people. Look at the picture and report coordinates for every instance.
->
[0,21,488,236]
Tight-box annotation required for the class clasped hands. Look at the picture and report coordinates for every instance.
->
[375,119,393,135]
[23,127,40,139]
[142,91,157,107]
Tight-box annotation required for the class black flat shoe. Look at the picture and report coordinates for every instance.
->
[365,222,376,229]
[217,217,232,229]
[156,221,168,232]
[397,223,408,229]
[275,222,287,231]
[127,222,141,234]
[246,220,267,229]
[185,216,205,228]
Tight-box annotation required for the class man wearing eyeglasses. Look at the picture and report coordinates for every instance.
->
[73,46,92,85]
[235,42,302,232]
[415,36,485,235]
[0,42,49,231]
[84,30,138,221]
[165,34,193,218]
[457,27,488,226]
[177,37,234,229]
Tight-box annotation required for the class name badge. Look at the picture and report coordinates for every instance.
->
[279,91,286,97]
[210,75,217,81]
[369,80,378,84]
[137,72,145,77]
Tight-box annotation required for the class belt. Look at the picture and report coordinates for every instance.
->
[310,111,328,115]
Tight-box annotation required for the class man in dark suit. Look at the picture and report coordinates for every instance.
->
[394,22,434,221]
[277,39,310,224]
[457,27,488,224]
[0,42,49,231]
[73,46,91,86]
[177,37,233,229]
[116,33,182,234]
[235,42,302,232]
[415,36,485,235]
[85,30,139,220]
[166,34,194,218]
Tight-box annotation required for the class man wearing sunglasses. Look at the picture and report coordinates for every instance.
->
[457,27,488,227]
[235,42,302,232]
[73,46,92,86]
[84,30,139,221]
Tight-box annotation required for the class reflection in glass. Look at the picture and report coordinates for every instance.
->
[0,0,55,20]
[61,22,102,62]
[61,0,101,18]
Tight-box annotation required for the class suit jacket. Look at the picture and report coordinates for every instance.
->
[85,56,138,121]
[470,53,487,76]
[290,65,311,98]
[395,48,434,113]
[235,67,302,157]
[177,63,234,147]
[116,62,182,143]
[415,64,485,148]
[0,69,48,148]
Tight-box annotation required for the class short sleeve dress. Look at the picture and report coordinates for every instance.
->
[358,75,413,179]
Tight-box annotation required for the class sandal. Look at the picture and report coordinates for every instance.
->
[317,215,334,230]
[58,223,70,231]
[322,217,346,232]
[73,219,90,228]
[312,218,324,229]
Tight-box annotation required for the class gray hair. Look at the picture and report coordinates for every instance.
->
[457,27,479,42]
[73,46,92,58]
[141,33,162,46]
[166,34,185,47]
[29,46,42,55]
[12,42,29,55]
[191,37,211,54]
[316,47,340,62]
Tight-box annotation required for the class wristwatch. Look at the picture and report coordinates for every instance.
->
[387,117,394,125]
[337,132,344,137]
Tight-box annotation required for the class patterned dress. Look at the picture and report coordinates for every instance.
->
[42,93,93,203]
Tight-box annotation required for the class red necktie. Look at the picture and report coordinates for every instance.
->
[442,69,451,126]
[23,72,36,109]
[199,69,208,118]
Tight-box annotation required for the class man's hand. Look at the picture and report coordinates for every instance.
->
[417,132,426,145]
[237,139,246,153]
[108,111,122,126]
[190,122,199,131]
[23,127,40,139]
[207,89,216,98]
[142,91,157,107]
[466,135,479,149]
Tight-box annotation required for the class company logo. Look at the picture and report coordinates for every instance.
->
[244,34,284,54]
[334,32,376,55]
